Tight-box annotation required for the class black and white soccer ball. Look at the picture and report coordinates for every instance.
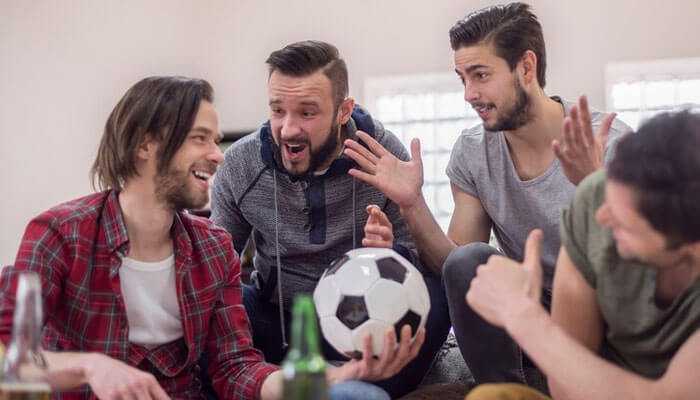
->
[313,248,430,358]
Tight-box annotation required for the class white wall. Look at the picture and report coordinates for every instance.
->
[2,0,700,265]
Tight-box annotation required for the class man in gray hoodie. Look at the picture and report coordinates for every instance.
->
[210,41,450,398]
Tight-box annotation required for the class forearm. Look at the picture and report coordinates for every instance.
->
[42,351,94,390]
[400,195,456,273]
[260,370,283,400]
[507,303,654,400]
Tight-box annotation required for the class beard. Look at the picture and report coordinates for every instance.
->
[154,162,210,210]
[483,78,532,132]
[273,120,341,177]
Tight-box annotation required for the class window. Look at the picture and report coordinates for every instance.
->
[606,58,700,130]
[364,73,479,232]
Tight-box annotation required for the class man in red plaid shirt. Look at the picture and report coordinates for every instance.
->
[0,76,422,399]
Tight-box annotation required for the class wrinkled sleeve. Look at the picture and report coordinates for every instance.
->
[207,235,278,399]
[0,215,68,344]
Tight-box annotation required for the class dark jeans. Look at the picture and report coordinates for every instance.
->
[443,242,550,394]
[241,270,451,399]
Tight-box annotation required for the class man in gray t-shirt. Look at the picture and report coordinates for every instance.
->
[343,3,631,394]
[446,97,629,290]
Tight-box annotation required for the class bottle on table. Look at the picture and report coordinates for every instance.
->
[1,272,50,400]
[281,294,329,400]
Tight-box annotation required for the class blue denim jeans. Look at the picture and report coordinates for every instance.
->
[442,243,550,394]
[239,268,451,399]
[329,380,390,400]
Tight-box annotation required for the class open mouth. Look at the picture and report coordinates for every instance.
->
[473,104,495,117]
[282,142,308,161]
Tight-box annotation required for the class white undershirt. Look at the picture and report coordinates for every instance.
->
[119,254,183,347]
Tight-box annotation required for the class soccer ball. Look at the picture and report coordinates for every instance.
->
[313,248,430,358]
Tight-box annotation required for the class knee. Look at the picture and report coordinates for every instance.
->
[466,383,549,400]
[443,242,497,288]
[328,380,390,400]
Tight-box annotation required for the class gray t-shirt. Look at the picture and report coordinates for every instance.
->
[446,98,631,288]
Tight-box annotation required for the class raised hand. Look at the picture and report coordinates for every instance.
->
[552,96,616,185]
[328,325,425,383]
[344,131,423,210]
[466,229,544,328]
[363,205,393,248]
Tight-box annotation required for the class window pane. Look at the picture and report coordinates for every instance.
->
[611,82,642,109]
[376,95,403,122]
[616,111,641,130]
[678,79,700,105]
[434,182,454,216]
[403,94,435,121]
[644,80,676,108]
[383,123,407,146]
[435,120,465,151]
[436,92,467,118]
[402,122,435,152]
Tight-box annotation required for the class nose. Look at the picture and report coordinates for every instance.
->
[464,80,480,103]
[208,141,224,165]
[280,115,302,141]
[595,203,613,227]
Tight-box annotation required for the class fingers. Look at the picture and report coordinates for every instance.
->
[567,106,586,150]
[344,147,376,175]
[374,329,396,376]
[578,96,594,147]
[524,229,543,266]
[348,168,379,187]
[597,112,616,151]
[385,325,412,374]
[355,131,389,157]
[409,138,423,168]
[408,327,425,360]
[148,378,171,400]
[523,229,544,300]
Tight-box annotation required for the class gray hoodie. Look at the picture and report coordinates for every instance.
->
[211,106,421,318]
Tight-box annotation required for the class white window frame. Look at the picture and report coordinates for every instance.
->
[605,57,700,129]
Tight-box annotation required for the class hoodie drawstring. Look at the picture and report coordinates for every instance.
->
[352,177,357,249]
[273,170,288,350]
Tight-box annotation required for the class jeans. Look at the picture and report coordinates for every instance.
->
[329,380,391,400]
[239,269,451,399]
[443,242,550,394]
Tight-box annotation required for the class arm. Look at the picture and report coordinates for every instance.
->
[211,161,253,254]
[547,246,604,399]
[552,96,616,186]
[467,230,700,400]
[345,132,491,273]
[206,240,279,399]
[3,218,168,399]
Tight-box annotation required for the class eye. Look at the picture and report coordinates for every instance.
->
[302,111,316,118]
[191,135,206,143]
[270,107,283,116]
[476,72,489,80]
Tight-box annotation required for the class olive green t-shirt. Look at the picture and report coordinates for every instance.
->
[560,170,700,378]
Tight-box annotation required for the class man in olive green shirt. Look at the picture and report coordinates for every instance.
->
[463,110,700,400]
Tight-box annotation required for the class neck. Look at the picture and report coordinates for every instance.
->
[118,180,174,262]
[504,91,564,152]
[655,250,700,305]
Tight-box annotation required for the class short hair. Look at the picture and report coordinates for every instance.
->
[91,76,214,191]
[608,110,700,247]
[449,2,547,87]
[266,40,349,108]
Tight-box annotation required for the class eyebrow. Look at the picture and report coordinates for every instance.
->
[191,126,223,141]
[456,64,490,75]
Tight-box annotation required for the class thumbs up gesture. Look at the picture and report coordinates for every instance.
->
[466,229,545,329]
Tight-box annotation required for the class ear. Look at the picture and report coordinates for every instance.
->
[136,134,159,161]
[519,50,539,87]
[337,97,355,125]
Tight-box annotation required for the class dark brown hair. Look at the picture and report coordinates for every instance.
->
[449,2,547,87]
[608,110,700,247]
[91,76,214,191]
[266,40,348,108]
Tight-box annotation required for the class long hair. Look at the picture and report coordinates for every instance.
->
[91,76,214,191]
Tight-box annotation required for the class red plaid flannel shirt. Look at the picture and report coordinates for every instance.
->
[0,191,278,399]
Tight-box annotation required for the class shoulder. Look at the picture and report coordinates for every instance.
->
[217,130,267,196]
[180,212,236,259]
[31,192,108,233]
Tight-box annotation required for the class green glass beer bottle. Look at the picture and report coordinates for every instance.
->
[281,295,329,400]
[1,272,51,400]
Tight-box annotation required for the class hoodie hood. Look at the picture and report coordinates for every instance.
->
[259,105,378,180]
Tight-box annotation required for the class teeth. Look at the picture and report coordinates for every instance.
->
[193,171,212,180]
